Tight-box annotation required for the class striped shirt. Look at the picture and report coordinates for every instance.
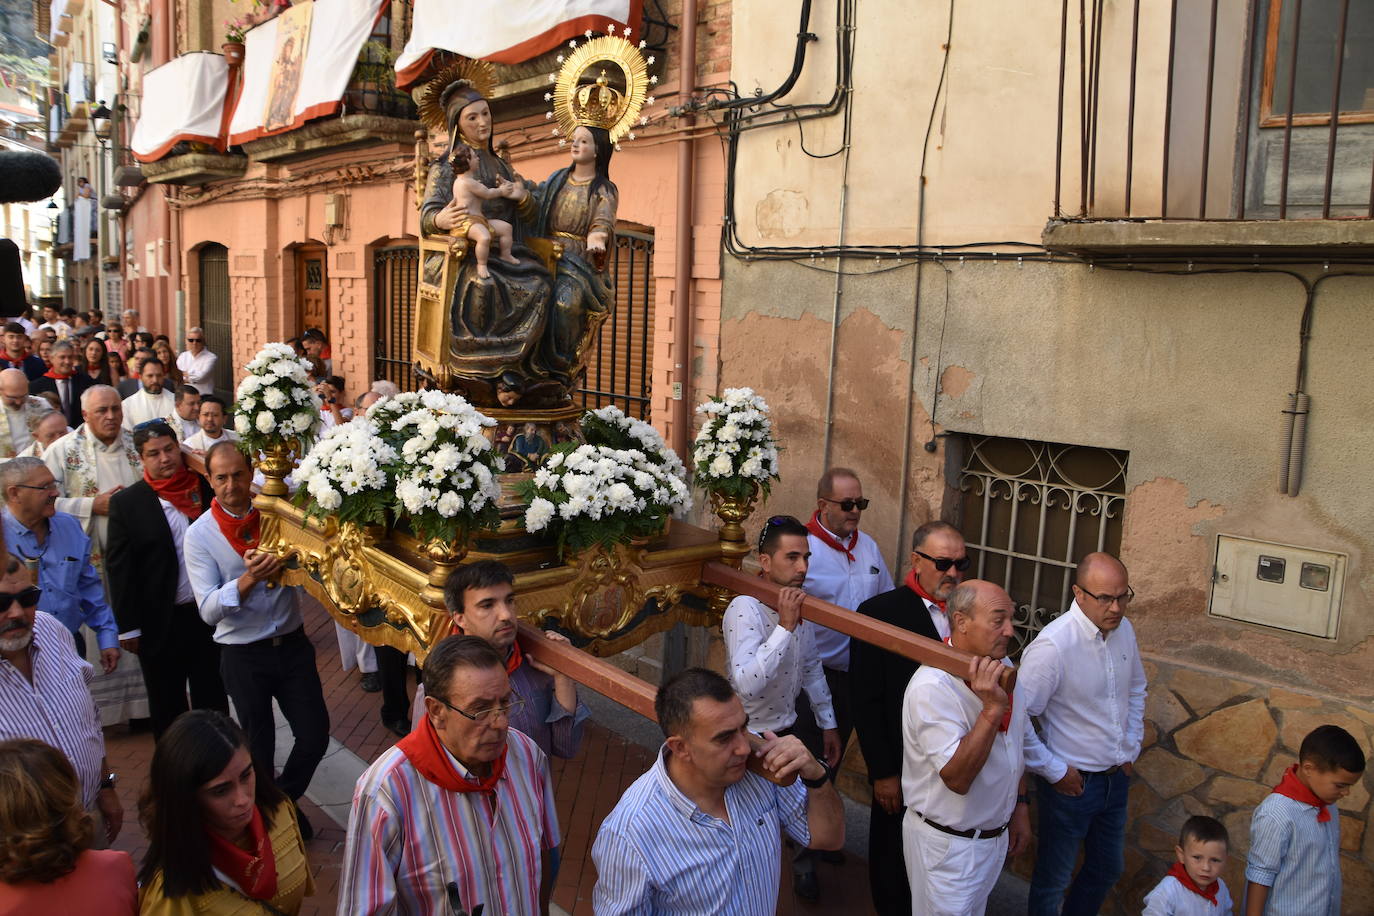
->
[0,611,105,807]
[1142,874,1234,915]
[1245,793,1341,916]
[592,745,811,915]
[338,728,558,916]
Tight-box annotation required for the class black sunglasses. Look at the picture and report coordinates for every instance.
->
[757,515,801,554]
[0,587,41,609]
[187,337,203,343]
[914,549,972,573]
[820,496,870,512]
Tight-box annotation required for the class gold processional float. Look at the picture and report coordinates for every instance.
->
[246,36,1014,697]
[250,37,758,663]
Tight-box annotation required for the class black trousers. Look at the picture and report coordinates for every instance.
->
[374,645,411,723]
[140,603,228,740]
[868,798,912,915]
[219,627,330,801]
[790,665,853,775]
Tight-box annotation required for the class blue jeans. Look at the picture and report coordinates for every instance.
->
[1028,768,1129,915]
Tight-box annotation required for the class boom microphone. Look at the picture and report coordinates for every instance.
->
[0,240,29,317]
[0,151,62,204]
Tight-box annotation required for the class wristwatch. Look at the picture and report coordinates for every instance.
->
[801,757,833,789]
[99,772,118,791]
[1016,793,1030,806]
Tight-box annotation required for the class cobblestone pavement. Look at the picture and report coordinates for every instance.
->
[104,595,1028,914]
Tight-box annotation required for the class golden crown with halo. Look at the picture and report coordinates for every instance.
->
[548,30,656,147]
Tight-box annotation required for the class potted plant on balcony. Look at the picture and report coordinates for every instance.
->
[222,20,247,63]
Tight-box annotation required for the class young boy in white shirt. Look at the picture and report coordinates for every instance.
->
[1144,815,1234,915]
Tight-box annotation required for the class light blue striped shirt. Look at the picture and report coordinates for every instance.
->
[592,745,811,915]
[1245,792,1341,916]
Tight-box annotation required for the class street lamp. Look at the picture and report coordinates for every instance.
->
[91,101,113,146]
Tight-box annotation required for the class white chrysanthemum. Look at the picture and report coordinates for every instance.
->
[262,387,288,410]
[292,412,315,433]
[255,411,275,434]
[525,497,555,532]
[709,454,733,477]
[234,412,252,434]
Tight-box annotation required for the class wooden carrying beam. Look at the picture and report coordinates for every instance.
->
[701,561,1016,693]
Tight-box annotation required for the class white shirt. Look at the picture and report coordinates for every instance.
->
[121,387,176,430]
[922,595,951,641]
[803,524,894,671]
[722,594,836,733]
[4,406,32,453]
[184,428,239,451]
[175,415,200,440]
[901,662,1032,831]
[39,320,73,338]
[184,509,303,644]
[1143,874,1233,916]
[1017,602,1148,783]
[176,349,218,394]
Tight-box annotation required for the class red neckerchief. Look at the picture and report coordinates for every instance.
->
[2,354,24,368]
[206,805,278,901]
[449,624,524,676]
[42,369,71,380]
[397,713,506,793]
[210,498,260,557]
[905,567,946,611]
[1272,763,1332,822]
[807,512,857,563]
[1166,862,1219,906]
[944,636,1013,732]
[145,466,206,519]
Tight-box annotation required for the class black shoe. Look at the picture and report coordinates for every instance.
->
[382,713,411,738]
[293,803,314,841]
[819,849,845,865]
[360,672,382,693]
[792,869,820,902]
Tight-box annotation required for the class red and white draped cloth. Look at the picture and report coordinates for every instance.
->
[395,0,643,90]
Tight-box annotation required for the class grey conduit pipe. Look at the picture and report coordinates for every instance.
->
[1285,392,1311,497]
[1277,392,1297,494]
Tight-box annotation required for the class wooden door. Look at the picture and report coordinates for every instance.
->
[198,244,233,394]
[296,245,329,338]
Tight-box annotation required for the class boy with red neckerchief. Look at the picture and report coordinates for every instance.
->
[1245,724,1365,916]
[1144,816,1234,915]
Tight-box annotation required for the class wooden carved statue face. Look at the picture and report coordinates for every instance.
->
[458,100,492,146]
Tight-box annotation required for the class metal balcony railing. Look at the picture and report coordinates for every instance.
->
[1054,0,1374,221]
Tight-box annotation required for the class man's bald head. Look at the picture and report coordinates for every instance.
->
[0,369,29,408]
[947,579,1015,660]
[1072,552,1131,632]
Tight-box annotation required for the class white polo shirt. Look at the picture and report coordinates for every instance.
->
[901,662,1030,832]
[803,524,893,671]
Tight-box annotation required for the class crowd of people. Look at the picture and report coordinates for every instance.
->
[0,306,1363,916]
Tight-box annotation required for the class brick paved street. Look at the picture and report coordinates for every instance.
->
[101,595,886,915]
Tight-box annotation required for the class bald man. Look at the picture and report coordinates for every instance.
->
[0,368,50,457]
[1019,553,1147,915]
[900,580,1041,915]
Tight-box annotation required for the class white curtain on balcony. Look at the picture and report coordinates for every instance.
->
[227,0,387,145]
[130,53,231,162]
[66,62,87,106]
[49,0,68,41]
[395,0,640,89]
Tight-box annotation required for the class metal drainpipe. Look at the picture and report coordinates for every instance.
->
[670,0,699,458]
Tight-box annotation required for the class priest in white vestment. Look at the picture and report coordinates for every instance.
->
[0,368,51,457]
[121,355,176,430]
[41,383,150,723]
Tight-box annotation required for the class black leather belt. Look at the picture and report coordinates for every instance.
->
[1080,765,1122,776]
[243,625,304,648]
[913,810,1008,840]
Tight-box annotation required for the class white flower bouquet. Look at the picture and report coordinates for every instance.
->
[233,343,322,453]
[580,406,688,479]
[293,418,397,526]
[365,390,503,543]
[519,440,692,555]
[692,387,781,500]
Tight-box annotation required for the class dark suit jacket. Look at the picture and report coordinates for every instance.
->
[1,353,48,380]
[116,378,140,400]
[106,477,213,657]
[850,585,943,783]
[29,373,94,427]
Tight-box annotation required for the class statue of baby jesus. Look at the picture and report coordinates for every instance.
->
[448,145,521,279]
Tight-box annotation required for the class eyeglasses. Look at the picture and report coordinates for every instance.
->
[13,481,58,492]
[757,514,801,554]
[433,694,525,723]
[0,587,41,609]
[820,496,870,512]
[1077,585,1135,606]
[914,549,972,573]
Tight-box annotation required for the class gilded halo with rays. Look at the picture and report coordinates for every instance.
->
[549,34,653,147]
[415,56,498,134]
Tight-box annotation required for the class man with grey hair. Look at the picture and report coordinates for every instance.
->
[0,368,50,457]
[176,327,217,395]
[43,386,142,580]
[28,340,93,428]
[0,457,119,671]
[370,379,400,400]
[20,410,69,458]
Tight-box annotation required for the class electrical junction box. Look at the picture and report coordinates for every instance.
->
[1209,534,1344,638]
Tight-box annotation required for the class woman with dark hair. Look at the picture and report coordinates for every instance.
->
[83,337,113,385]
[0,738,137,914]
[137,710,314,915]
[153,340,184,389]
[107,349,129,385]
